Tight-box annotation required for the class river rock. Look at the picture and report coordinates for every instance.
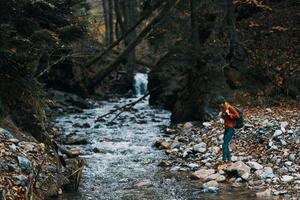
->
[281,175,293,183]
[0,128,14,139]
[256,189,272,198]
[193,142,207,153]
[289,154,296,161]
[210,146,220,155]
[202,122,211,128]
[192,169,215,180]
[82,123,91,128]
[280,121,289,129]
[203,180,219,188]
[241,172,250,181]
[15,175,28,186]
[183,122,193,129]
[188,163,199,169]
[202,186,219,193]
[247,161,263,170]
[207,173,226,182]
[17,156,32,172]
[226,161,251,177]
[135,179,153,188]
[273,130,282,137]
[255,167,275,179]
[64,135,88,145]
[170,166,181,172]
[154,139,171,149]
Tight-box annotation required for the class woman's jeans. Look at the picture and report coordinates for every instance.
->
[222,128,234,162]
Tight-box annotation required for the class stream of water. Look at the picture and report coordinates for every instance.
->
[53,74,255,200]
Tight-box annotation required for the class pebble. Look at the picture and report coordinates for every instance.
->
[281,175,293,183]
[273,130,282,137]
[15,175,28,186]
[255,167,274,180]
[288,154,296,161]
[193,143,207,153]
[183,122,193,129]
[202,187,219,193]
[284,161,293,166]
[187,163,199,169]
[247,161,263,170]
[280,122,289,129]
[202,122,211,128]
[170,166,180,172]
[135,179,153,188]
[256,189,272,198]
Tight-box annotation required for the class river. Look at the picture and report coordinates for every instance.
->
[53,74,255,200]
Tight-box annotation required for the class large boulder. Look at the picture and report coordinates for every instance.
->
[226,161,251,177]
[192,168,215,180]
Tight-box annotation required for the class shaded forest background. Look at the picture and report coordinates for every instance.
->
[0,0,299,140]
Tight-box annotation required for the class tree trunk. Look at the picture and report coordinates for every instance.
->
[190,0,200,52]
[226,0,238,61]
[114,0,125,36]
[103,0,114,45]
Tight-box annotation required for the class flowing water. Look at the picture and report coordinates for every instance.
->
[53,74,256,200]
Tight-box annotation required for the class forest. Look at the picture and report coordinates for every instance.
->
[0,0,299,199]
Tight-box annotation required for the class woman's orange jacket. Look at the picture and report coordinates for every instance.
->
[222,102,240,128]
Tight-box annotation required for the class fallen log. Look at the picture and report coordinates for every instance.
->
[84,0,167,69]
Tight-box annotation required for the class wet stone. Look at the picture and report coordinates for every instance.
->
[193,143,207,153]
[64,135,89,145]
[135,180,153,188]
[0,160,9,172]
[15,175,28,186]
[17,156,32,173]
[281,175,293,183]
[255,167,275,180]
[192,169,215,180]
[247,161,263,170]
[0,128,14,139]
[256,189,272,198]
[226,161,251,177]
[203,180,219,188]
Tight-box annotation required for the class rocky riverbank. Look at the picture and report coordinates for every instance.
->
[0,128,63,199]
[155,102,300,199]
[0,90,91,200]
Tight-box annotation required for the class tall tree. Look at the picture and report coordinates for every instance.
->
[190,0,200,52]
[225,0,238,62]
[114,0,125,40]
[126,0,137,75]
[103,0,114,45]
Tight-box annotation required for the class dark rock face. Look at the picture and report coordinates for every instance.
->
[170,61,231,123]
[148,4,231,122]
[149,50,194,111]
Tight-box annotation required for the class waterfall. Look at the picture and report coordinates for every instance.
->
[133,73,148,96]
